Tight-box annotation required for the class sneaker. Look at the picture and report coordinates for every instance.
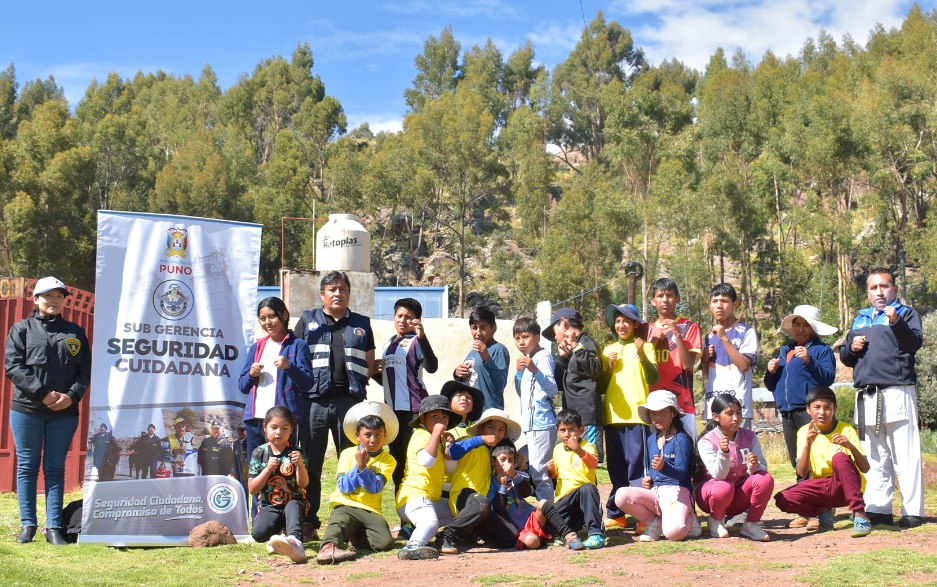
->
[583,534,606,549]
[396,521,414,539]
[867,512,894,526]
[709,517,729,539]
[726,511,748,528]
[440,537,459,555]
[739,521,769,542]
[270,535,307,563]
[817,509,834,532]
[898,515,923,528]
[788,516,809,528]
[638,518,662,542]
[688,514,703,538]
[603,516,627,531]
[397,544,439,561]
[266,540,276,554]
[852,516,872,538]
[565,533,586,551]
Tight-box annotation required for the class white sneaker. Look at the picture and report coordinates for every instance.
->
[709,517,729,539]
[739,521,769,542]
[688,514,702,538]
[270,534,308,563]
[638,517,662,542]
[726,511,748,528]
[266,539,276,554]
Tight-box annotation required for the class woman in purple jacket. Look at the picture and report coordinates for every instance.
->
[238,297,314,471]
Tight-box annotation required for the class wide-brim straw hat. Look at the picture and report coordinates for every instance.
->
[409,394,461,430]
[343,401,399,445]
[467,408,522,443]
[637,390,686,426]
[440,380,484,422]
[779,305,838,338]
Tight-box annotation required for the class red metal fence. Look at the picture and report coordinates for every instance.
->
[0,277,94,493]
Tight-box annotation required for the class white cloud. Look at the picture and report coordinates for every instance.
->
[607,0,915,71]
[383,0,520,20]
[346,112,403,134]
[526,22,584,62]
[309,20,427,63]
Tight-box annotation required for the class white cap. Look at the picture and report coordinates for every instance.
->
[34,276,70,296]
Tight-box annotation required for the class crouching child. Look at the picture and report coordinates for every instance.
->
[774,386,872,538]
[317,401,398,564]
[547,409,606,549]
[488,440,585,550]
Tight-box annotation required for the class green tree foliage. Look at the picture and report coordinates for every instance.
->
[404,26,462,113]
[6,6,937,339]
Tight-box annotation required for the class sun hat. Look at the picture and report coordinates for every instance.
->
[173,417,186,426]
[467,408,522,443]
[542,308,583,341]
[409,394,461,430]
[440,380,484,422]
[604,303,645,330]
[343,401,399,445]
[34,276,70,296]
[779,305,838,338]
[637,390,686,426]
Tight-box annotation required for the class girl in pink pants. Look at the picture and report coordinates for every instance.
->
[614,390,698,542]
[696,394,774,541]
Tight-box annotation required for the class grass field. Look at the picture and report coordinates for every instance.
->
[0,433,932,587]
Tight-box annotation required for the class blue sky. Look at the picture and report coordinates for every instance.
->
[2,1,931,133]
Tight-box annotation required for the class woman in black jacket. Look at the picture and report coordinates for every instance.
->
[4,277,91,545]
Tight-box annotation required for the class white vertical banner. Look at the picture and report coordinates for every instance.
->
[81,211,261,546]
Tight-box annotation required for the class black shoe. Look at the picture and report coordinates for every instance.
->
[16,526,37,543]
[440,538,459,555]
[898,516,923,528]
[867,512,894,526]
[45,528,68,545]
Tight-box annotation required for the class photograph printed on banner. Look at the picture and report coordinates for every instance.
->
[85,406,244,484]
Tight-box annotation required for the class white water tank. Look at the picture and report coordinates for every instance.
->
[315,214,371,273]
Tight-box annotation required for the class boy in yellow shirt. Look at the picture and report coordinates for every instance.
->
[600,303,658,528]
[546,409,606,549]
[441,408,522,554]
[774,386,872,538]
[317,401,398,564]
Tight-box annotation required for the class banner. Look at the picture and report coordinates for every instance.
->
[81,211,261,546]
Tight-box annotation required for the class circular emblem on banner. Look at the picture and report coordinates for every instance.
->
[207,483,238,515]
[153,280,194,321]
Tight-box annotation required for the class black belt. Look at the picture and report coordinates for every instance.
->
[856,385,884,441]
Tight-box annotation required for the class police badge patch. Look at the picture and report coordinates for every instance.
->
[65,337,81,357]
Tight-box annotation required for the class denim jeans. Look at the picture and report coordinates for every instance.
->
[9,410,79,528]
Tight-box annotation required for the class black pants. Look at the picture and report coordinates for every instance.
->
[390,410,417,493]
[252,500,304,542]
[445,488,518,549]
[541,501,574,538]
[554,485,604,537]
[781,409,812,478]
[300,395,359,528]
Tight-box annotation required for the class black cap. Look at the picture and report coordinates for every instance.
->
[542,308,583,341]
[440,380,484,422]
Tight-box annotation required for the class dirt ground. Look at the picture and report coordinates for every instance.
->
[237,464,937,587]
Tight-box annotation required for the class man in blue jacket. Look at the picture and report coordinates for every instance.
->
[293,271,375,538]
[840,268,924,528]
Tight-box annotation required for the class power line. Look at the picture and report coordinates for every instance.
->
[578,0,587,28]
